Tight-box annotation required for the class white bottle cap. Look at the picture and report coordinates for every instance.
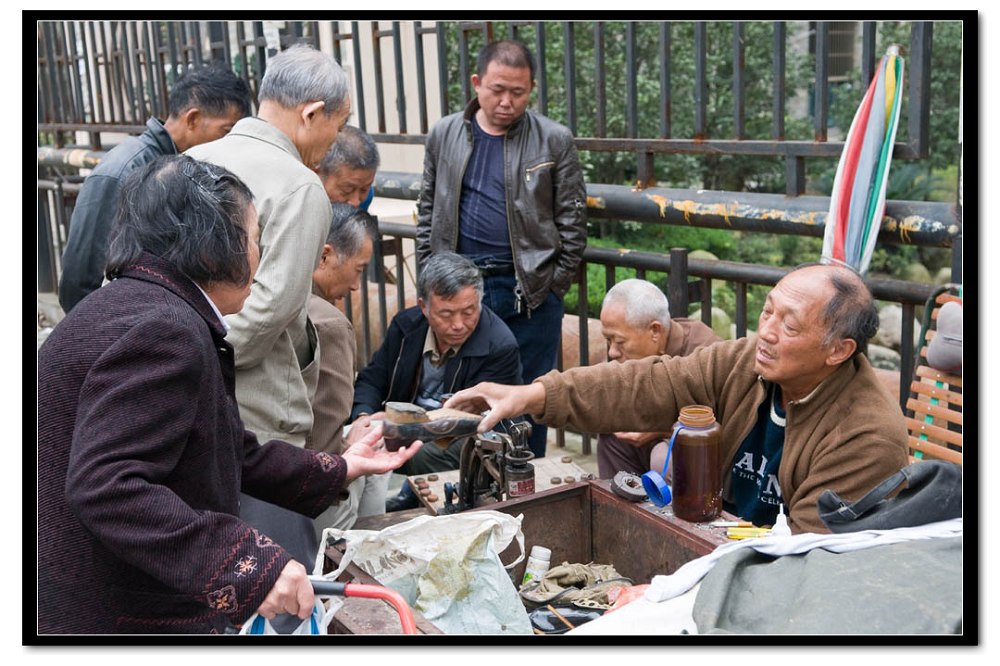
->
[529,545,551,561]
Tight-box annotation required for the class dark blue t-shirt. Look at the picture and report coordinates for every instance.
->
[457,116,512,261]
[724,386,786,526]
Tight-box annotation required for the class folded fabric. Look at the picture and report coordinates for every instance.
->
[645,517,962,603]
[693,536,963,634]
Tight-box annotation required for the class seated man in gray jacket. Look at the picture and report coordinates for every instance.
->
[351,252,522,509]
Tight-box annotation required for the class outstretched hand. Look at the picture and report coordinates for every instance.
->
[341,422,422,482]
[344,412,385,446]
[444,381,546,433]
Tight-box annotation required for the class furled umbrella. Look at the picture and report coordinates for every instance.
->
[822,45,905,275]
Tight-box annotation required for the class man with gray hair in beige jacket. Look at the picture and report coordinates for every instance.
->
[188,44,350,448]
[187,44,351,573]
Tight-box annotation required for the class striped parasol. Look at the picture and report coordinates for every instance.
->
[822,45,905,275]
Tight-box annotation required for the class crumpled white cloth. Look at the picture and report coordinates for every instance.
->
[645,517,963,602]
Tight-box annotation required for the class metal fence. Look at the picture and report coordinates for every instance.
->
[36,19,961,259]
[36,21,941,172]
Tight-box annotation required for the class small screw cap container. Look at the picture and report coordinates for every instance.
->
[521,545,552,586]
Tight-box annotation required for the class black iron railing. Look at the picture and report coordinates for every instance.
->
[36,20,941,168]
[36,19,963,272]
[359,220,933,454]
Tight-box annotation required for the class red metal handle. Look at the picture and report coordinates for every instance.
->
[342,583,418,635]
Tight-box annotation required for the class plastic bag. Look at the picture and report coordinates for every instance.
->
[317,510,531,634]
[238,597,342,635]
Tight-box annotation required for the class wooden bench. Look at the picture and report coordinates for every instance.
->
[905,286,962,464]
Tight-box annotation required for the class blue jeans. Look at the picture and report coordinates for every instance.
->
[481,273,563,458]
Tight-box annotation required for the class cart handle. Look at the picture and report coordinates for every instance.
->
[309,578,418,635]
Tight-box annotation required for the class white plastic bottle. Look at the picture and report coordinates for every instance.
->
[772,504,791,537]
[521,545,552,586]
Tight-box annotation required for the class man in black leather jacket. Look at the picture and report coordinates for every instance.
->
[416,40,587,458]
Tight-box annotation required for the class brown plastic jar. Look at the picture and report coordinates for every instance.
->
[671,405,722,522]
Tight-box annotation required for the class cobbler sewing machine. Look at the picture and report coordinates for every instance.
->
[327,402,731,634]
[380,402,536,513]
[448,418,535,512]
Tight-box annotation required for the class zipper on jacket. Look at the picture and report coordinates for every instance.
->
[453,119,474,252]
[497,134,529,314]
[524,161,555,182]
[446,358,465,395]
[384,334,410,409]
[501,135,530,317]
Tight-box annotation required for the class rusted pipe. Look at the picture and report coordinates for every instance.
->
[36,150,960,248]
[371,169,958,248]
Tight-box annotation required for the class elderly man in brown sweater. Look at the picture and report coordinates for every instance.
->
[597,279,720,479]
[446,263,909,534]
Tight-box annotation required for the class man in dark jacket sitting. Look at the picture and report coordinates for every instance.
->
[351,252,522,498]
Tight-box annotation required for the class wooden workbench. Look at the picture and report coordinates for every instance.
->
[405,454,594,514]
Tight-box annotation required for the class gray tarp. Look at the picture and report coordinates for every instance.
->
[693,536,963,634]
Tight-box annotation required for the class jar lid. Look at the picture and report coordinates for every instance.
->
[530,545,551,559]
[678,404,716,428]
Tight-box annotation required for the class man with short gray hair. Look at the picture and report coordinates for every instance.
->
[351,252,522,490]
[307,129,384,531]
[187,43,351,571]
[307,203,376,458]
[597,279,720,478]
[316,125,380,209]
[306,203,379,534]
[188,43,351,446]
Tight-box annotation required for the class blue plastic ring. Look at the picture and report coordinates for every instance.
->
[642,470,672,507]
